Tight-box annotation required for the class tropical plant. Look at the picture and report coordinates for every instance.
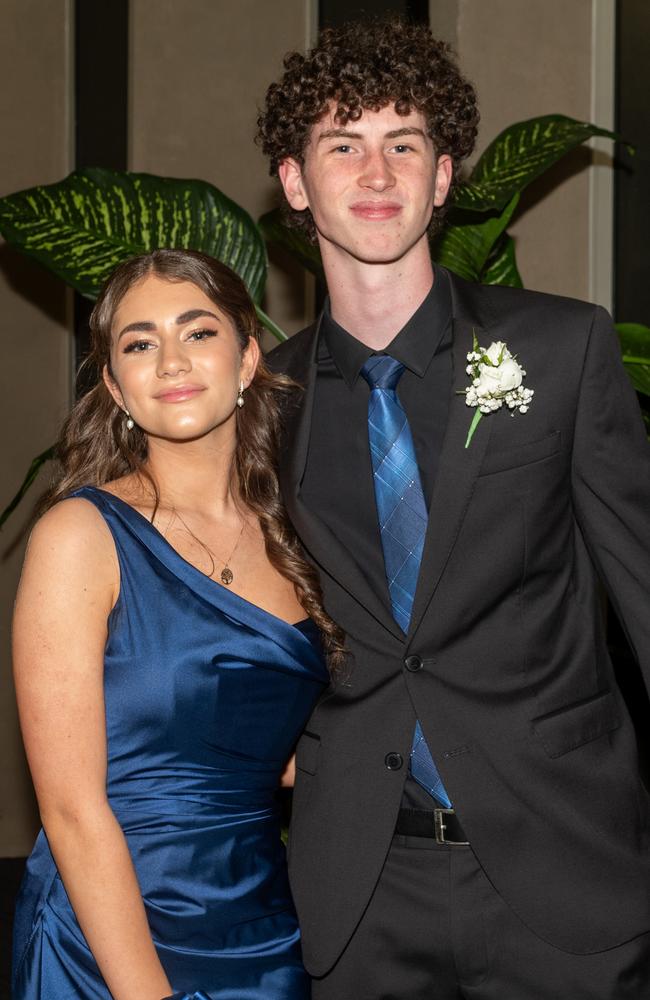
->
[0,114,648,525]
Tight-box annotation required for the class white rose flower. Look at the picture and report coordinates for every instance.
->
[474,365,503,397]
[485,341,508,365]
[463,335,533,448]
[494,356,523,392]
[474,357,521,396]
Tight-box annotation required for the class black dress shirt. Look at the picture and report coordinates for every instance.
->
[300,268,453,810]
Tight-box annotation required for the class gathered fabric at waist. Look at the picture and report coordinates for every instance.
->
[107,788,283,826]
[106,756,286,813]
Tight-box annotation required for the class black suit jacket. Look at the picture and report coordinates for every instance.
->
[268,269,650,976]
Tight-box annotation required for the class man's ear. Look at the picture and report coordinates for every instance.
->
[278,157,310,212]
[102,364,125,411]
[433,154,453,208]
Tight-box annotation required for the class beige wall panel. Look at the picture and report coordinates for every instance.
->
[130,0,313,346]
[429,0,459,49]
[457,0,593,299]
[0,0,73,854]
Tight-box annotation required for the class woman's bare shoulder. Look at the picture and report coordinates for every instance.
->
[25,496,118,585]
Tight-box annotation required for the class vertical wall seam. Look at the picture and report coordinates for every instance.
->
[588,0,615,313]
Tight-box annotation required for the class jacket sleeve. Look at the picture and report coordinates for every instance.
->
[571,305,650,677]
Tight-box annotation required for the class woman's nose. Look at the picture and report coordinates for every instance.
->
[157,340,190,377]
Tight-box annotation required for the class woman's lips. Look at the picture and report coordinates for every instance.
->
[349,201,402,220]
[154,385,205,403]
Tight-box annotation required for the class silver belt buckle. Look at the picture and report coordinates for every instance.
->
[434,807,469,845]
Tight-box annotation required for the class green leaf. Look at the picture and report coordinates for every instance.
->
[255,304,287,343]
[0,446,54,529]
[481,233,523,288]
[464,408,483,449]
[258,208,324,279]
[616,323,650,396]
[454,115,619,213]
[0,167,268,302]
[432,194,519,283]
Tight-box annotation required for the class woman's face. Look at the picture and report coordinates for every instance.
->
[103,273,259,445]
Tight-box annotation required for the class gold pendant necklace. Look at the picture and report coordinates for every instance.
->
[171,508,246,586]
[216,518,245,585]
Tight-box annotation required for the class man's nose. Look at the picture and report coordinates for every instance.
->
[358,151,396,191]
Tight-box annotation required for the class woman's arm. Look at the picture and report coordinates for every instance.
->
[280,754,296,788]
[13,499,172,1000]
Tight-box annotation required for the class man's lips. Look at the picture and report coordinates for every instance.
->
[153,385,205,403]
[349,201,402,220]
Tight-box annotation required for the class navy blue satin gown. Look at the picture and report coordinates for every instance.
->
[13,486,328,999]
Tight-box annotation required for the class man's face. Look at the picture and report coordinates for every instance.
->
[278,103,452,270]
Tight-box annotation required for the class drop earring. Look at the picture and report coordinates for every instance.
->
[124,409,134,430]
[236,381,245,408]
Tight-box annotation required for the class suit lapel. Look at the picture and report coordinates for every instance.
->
[278,319,403,640]
[408,273,496,640]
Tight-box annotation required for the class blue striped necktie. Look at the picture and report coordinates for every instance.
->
[361,355,451,808]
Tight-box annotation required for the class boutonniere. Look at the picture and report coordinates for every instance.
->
[462,334,534,448]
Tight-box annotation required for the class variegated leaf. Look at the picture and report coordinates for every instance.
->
[258,208,324,279]
[454,115,618,213]
[0,167,268,302]
[432,194,519,283]
[481,234,523,288]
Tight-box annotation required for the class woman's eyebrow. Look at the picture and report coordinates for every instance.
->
[117,320,155,340]
[117,309,219,340]
[175,309,219,325]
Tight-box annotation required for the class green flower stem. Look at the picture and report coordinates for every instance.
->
[464,408,483,449]
[255,305,288,343]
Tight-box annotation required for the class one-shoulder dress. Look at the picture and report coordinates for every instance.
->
[12,486,328,999]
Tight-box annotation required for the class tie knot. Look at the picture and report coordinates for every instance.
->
[361,355,405,390]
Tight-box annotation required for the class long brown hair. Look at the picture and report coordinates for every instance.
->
[42,249,345,668]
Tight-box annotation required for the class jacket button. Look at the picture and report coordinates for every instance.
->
[404,654,423,672]
[385,752,403,770]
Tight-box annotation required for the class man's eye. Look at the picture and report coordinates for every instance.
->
[123,339,153,354]
[335,144,352,153]
[393,144,412,153]
[188,329,217,342]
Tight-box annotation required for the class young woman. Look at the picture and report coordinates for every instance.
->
[12,249,343,1000]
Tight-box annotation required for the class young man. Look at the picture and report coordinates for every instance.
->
[258,18,650,999]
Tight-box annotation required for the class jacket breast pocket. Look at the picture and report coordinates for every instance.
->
[531,690,621,759]
[479,431,561,477]
[295,730,321,775]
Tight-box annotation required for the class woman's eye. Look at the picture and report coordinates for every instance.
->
[123,339,154,354]
[187,328,217,342]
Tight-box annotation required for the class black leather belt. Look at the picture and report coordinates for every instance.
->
[395,807,469,845]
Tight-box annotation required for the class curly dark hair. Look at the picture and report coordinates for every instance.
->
[256,16,479,240]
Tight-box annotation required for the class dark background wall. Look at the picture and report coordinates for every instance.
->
[320,0,428,25]
[615,0,650,323]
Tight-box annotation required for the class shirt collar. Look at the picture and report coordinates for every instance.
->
[321,267,452,387]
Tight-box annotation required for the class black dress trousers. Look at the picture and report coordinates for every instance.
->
[311,834,650,1000]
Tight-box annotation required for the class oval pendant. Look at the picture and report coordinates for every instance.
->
[220,567,234,586]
